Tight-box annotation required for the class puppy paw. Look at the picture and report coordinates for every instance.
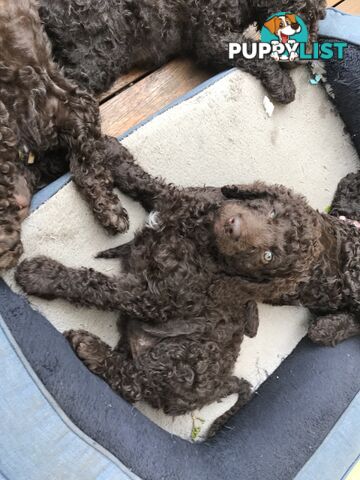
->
[64,329,110,374]
[97,204,129,235]
[0,227,23,270]
[15,256,63,297]
[308,319,338,346]
[266,73,296,104]
[308,313,359,347]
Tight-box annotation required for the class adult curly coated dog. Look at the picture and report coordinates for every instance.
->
[16,157,259,428]
[0,0,134,270]
[210,179,360,346]
[39,0,326,102]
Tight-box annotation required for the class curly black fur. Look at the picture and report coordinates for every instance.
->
[0,0,135,270]
[210,178,360,346]
[38,0,326,102]
[16,159,260,426]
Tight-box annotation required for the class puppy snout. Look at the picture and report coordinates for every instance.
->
[225,216,241,239]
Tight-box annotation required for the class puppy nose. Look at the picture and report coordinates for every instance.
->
[225,216,241,239]
[291,22,299,29]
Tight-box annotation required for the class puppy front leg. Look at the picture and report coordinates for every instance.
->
[69,135,129,234]
[15,256,138,311]
[104,136,171,212]
[211,277,259,336]
[308,311,360,346]
[211,276,253,309]
[194,31,295,104]
[60,89,129,234]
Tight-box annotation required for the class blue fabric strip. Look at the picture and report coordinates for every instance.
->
[319,8,360,46]
[295,391,360,480]
[31,172,71,212]
[0,315,139,480]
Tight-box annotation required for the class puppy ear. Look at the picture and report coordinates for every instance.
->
[221,182,276,200]
[264,17,279,34]
[286,14,297,24]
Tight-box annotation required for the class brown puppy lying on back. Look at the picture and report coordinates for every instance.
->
[213,180,360,346]
[15,164,260,432]
[15,168,359,424]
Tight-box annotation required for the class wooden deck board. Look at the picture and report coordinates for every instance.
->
[98,68,151,103]
[100,58,212,137]
[336,0,360,14]
[327,0,342,6]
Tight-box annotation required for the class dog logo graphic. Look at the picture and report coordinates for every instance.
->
[229,13,347,63]
[265,14,301,44]
[261,12,308,61]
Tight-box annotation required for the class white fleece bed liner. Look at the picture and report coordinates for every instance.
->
[5,67,358,441]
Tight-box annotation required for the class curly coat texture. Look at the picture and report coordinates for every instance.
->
[16,159,260,428]
[0,0,139,270]
[38,0,326,102]
[210,179,360,346]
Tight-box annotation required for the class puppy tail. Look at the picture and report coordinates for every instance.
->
[206,379,252,438]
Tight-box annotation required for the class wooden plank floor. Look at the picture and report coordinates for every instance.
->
[100,58,212,137]
[101,0,360,137]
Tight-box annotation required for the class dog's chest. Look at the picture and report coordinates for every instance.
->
[341,236,360,309]
[135,210,211,278]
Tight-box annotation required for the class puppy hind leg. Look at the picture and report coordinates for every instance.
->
[65,329,112,375]
[65,329,144,403]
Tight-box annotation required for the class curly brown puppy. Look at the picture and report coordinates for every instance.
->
[15,160,259,427]
[39,0,326,102]
[0,0,131,270]
[210,180,360,346]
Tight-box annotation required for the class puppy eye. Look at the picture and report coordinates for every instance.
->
[263,251,273,263]
[269,209,276,219]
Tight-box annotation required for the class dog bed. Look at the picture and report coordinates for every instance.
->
[2,65,360,479]
[3,64,359,440]
[2,11,360,480]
